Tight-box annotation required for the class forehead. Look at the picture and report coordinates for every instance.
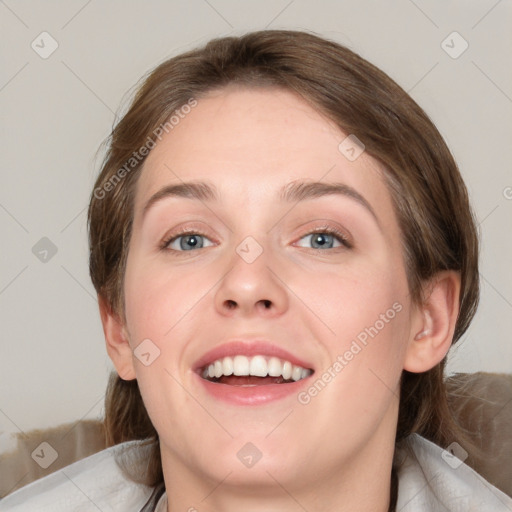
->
[133,86,398,231]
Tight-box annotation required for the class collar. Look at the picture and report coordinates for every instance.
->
[150,435,512,512]
[396,434,512,511]
[1,435,510,511]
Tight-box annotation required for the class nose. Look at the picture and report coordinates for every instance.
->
[214,241,289,318]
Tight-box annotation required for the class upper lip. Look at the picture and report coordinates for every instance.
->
[193,340,315,373]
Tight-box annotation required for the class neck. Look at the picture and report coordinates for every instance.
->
[160,430,395,512]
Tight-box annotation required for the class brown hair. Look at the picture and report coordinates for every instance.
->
[88,29,480,503]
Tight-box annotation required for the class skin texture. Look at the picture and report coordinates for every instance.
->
[100,86,460,512]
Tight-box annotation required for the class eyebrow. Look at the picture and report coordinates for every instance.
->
[142,180,380,228]
[280,181,380,227]
[142,182,217,218]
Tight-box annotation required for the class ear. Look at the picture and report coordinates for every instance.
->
[404,271,461,373]
[98,295,136,381]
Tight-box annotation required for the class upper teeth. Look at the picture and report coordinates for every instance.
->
[201,355,312,382]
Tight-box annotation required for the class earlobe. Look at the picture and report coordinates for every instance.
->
[98,295,136,381]
[404,271,461,373]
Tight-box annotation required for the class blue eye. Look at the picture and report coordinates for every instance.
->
[296,229,350,250]
[163,233,214,251]
[161,227,351,253]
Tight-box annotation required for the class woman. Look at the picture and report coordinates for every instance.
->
[2,29,510,512]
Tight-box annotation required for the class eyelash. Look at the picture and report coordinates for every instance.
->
[295,226,353,250]
[160,225,353,253]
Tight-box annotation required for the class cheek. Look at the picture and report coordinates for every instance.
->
[293,267,411,449]
[122,254,203,433]
[297,258,411,392]
[123,253,194,341]
[303,260,408,337]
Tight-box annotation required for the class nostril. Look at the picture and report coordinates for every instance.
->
[226,300,237,309]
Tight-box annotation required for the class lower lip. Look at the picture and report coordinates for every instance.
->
[194,372,313,406]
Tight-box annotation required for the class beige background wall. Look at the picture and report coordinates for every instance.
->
[1,0,511,437]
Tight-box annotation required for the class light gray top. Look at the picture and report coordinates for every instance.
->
[1,434,510,511]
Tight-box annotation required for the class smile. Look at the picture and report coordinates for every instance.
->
[201,355,313,386]
[193,340,315,405]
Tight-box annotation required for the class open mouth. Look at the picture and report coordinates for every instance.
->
[200,354,314,386]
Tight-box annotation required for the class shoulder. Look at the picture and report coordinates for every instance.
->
[397,434,512,512]
[0,440,155,511]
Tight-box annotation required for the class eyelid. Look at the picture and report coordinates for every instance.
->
[291,220,353,247]
[159,224,217,251]
[160,222,353,254]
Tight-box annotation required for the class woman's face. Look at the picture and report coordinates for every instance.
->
[118,87,420,493]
